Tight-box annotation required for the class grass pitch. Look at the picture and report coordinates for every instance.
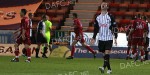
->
[0,56,150,75]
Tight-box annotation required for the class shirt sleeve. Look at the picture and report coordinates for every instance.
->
[144,21,148,32]
[21,19,29,30]
[49,21,52,29]
[74,20,83,36]
[38,22,43,30]
[132,20,136,30]
[74,20,81,28]
[92,18,99,39]
[42,22,46,36]
[109,14,118,39]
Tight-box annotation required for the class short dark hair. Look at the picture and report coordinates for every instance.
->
[42,14,47,19]
[21,9,27,15]
[28,13,33,17]
[137,14,141,18]
[72,13,78,18]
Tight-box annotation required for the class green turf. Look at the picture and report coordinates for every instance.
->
[0,56,150,75]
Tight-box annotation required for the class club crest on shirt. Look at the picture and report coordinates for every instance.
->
[100,24,107,27]
[136,22,143,29]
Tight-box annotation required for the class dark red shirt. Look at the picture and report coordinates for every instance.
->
[20,17,30,38]
[73,19,83,37]
[132,18,148,38]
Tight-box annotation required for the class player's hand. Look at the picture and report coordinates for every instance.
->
[114,39,117,46]
[90,38,95,45]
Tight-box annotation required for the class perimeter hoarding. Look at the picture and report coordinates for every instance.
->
[0,44,150,59]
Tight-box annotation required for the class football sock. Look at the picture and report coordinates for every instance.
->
[27,48,31,61]
[35,48,40,57]
[43,47,48,56]
[127,47,131,56]
[104,54,111,70]
[140,50,145,59]
[15,48,19,58]
[71,46,75,57]
[145,51,149,60]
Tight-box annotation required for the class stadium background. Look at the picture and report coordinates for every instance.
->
[0,0,150,58]
[0,0,150,75]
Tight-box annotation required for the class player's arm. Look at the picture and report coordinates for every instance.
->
[76,20,84,38]
[128,21,135,39]
[49,22,52,31]
[14,28,21,34]
[41,22,46,37]
[126,27,130,41]
[92,19,99,40]
[22,19,30,39]
[21,20,26,39]
[37,22,44,36]
[144,22,148,43]
[109,14,118,45]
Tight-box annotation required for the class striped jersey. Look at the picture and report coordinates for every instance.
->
[37,20,46,36]
[29,19,32,37]
[93,12,118,41]
[148,23,150,38]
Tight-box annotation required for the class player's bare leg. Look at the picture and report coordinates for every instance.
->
[25,44,31,62]
[11,43,20,62]
[81,42,96,59]
[66,40,78,59]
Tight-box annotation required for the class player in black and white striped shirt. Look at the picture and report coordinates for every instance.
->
[91,2,118,74]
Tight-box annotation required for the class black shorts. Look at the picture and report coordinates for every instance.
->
[98,40,113,53]
[36,33,47,44]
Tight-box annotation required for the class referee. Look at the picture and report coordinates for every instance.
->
[91,2,118,74]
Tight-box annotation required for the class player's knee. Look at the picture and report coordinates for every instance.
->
[105,50,110,54]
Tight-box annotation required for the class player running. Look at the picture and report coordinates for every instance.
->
[11,9,31,62]
[66,13,96,59]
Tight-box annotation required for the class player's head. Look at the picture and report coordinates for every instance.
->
[101,2,109,10]
[137,14,142,19]
[28,13,34,19]
[20,9,27,17]
[72,13,78,19]
[42,14,49,21]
